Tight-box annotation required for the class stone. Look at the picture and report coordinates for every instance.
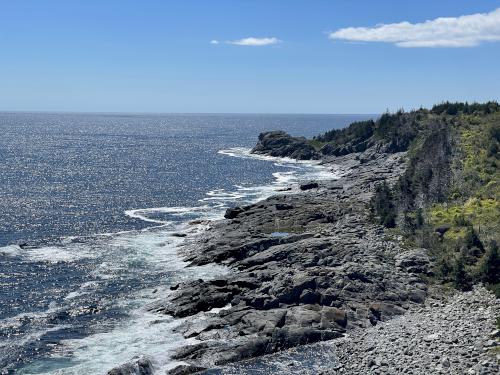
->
[441,357,450,368]
[275,203,294,210]
[224,207,244,219]
[394,249,430,274]
[107,357,154,375]
[300,182,319,190]
[167,365,207,375]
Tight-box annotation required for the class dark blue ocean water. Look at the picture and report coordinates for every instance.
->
[0,113,373,374]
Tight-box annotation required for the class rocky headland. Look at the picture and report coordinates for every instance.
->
[110,102,499,374]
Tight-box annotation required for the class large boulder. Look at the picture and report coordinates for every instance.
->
[299,182,319,190]
[395,248,431,274]
[107,357,154,375]
[224,207,244,219]
[251,131,320,160]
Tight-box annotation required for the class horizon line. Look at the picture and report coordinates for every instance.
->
[0,110,381,116]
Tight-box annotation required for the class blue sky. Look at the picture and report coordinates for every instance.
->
[1,0,499,113]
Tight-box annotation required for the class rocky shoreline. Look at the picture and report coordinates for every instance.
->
[205,285,499,375]
[329,285,499,374]
[153,137,434,373]
[109,130,499,374]
[106,132,499,374]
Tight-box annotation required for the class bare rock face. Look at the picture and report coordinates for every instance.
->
[251,131,320,160]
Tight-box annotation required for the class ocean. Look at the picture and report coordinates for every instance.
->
[0,112,373,374]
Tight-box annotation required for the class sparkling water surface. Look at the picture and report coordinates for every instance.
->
[0,113,373,373]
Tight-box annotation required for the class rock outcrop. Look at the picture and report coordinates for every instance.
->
[152,106,500,372]
[107,357,154,375]
[251,131,320,160]
[151,147,431,370]
[213,285,499,374]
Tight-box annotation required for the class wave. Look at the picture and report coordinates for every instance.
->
[123,148,339,227]
[0,243,98,263]
[218,147,322,165]
[10,146,339,374]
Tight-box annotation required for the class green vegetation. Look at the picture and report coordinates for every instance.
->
[355,102,499,296]
[315,119,375,144]
[307,139,327,151]
[370,182,396,228]
[431,101,500,116]
[312,119,376,156]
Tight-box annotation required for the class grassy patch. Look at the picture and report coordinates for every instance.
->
[430,198,500,237]
[307,139,326,151]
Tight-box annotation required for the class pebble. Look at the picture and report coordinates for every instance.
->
[326,286,500,375]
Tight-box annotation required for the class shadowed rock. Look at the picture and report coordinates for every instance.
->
[251,131,320,160]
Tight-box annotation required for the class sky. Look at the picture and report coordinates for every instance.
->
[0,0,499,114]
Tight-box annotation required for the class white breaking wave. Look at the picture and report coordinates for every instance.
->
[0,243,98,263]
[218,147,323,165]
[14,227,227,375]
[13,145,339,374]
[122,147,340,227]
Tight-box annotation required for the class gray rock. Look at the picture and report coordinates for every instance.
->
[107,357,153,375]
[299,182,319,190]
[395,248,431,274]
[251,131,320,160]
[224,207,244,219]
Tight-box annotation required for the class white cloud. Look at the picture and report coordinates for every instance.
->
[226,37,280,46]
[329,8,500,48]
[210,40,220,45]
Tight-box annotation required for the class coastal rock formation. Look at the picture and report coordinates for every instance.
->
[107,356,154,375]
[152,147,429,370]
[251,131,320,160]
[153,104,500,372]
[213,285,499,374]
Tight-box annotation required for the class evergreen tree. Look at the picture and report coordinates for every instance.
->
[453,253,471,291]
[480,241,499,284]
[370,182,396,228]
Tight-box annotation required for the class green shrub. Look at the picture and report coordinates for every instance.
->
[370,182,396,228]
[464,226,484,251]
[452,253,472,291]
[480,241,499,284]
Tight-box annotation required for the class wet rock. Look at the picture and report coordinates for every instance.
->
[299,182,319,190]
[107,357,153,375]
[171,232,187,237]
[167,364,207,375]
[224,207,244,219]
